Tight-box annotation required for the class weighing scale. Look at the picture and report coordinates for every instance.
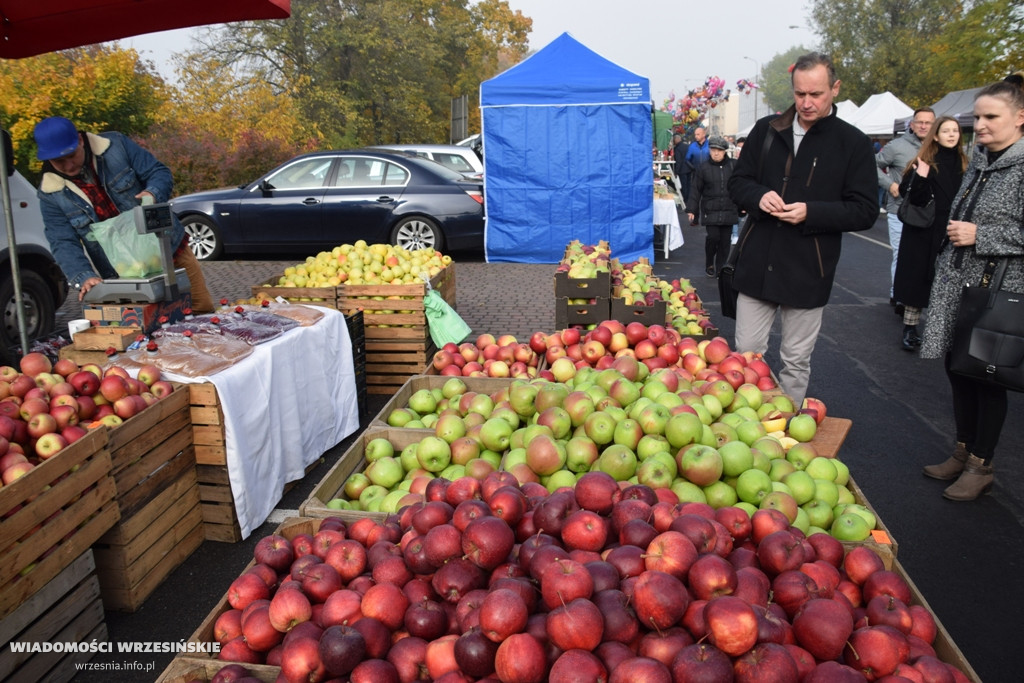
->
[82,202,192,304]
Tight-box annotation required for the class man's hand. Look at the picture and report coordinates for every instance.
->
[77,276,102,301]
[134,191,155,203]
[888,182,900,198]
[770,202,808,225]
[758,191,786,214]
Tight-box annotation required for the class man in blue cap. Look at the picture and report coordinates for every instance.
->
[33,116,213,311]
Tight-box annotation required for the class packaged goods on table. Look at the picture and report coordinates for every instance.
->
[234,301,325,326]
[109,332,252,377]
[189,314,283,345]
[225,305,299,332]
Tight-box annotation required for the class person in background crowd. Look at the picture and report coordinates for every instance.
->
[687,135,740,278]
[919,73,1024,501]
[685,126,711,180]
[727,52,878,406]
[877,107,936,313]
[893,116,967,352]
[672,132,691,201]
[34,117,214,312]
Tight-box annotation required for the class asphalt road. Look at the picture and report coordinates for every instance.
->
[63,212,1021,682]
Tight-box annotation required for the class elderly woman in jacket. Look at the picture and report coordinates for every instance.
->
[920,75,1024,501]
[687,136,741,277]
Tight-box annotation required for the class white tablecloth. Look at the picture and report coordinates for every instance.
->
[654,198,684,251]
[162,307,360,539]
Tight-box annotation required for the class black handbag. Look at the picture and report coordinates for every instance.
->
[718,128,775,319]
[896,196,935,228]
[949,258,1024,392]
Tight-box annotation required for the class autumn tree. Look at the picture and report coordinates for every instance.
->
[178,0,531,148]
[0,46,166,182]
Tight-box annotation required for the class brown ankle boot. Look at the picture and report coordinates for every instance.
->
[942,455,994,501]
[922,442,969,480]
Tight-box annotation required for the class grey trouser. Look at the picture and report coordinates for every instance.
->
[734,293,824,406]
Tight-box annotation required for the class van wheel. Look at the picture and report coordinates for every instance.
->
[0,271,57,352]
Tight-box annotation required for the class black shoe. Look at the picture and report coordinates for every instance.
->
[902,326,917,352]
[705,266,716,278]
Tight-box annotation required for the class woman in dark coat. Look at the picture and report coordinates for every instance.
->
[687,136,740,277]
[894,116,968,350]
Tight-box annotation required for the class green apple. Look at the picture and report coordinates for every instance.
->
[421,414,439,429]
[343,472,371,500]
[613,418,644,451]
[381,489,408,513]
[467,393,494,419]
[636,403,671,436]
[837,485,856,505]
[502,447,528,470]
[734,501,757,517]
[596,444,638,481]
[791,507,810,534]
[735,383,763,411]
[710,422,739,447]
[838,503,877,530]
[700,393,724,420]
[479,417,514,452]
[751,449,771,474]
[650,451,678,477]
[771,394,795,413]
[832,459,851,486]
[671,479,708,504]
[637,457,674,489]
[786,443,818,470]
[326,498,349,510]
[508,381,539,418]
[831,512,871,541]
[735,420,767,446]
[565,436,600,473]
[358,484,388,508]
[804,456,838,482]
[641,379,669,401]
[442,377,468,399]
[806,526,828,538]
[415,436,452,473]
[733,406,760,422]
[365,437,395,463]
[759,490,799,523]
[665,412,704,450]
[636,434,671,460]
[718,412,746,430]
[387,408,418,427]
[768,458,796,482]
[735,468,773,505]
[439,464,465,481]
[602,405,628,424]
[752,436,785,460]
[702,480,738,509]
[491,405,521,430]
[399,443,420,472]
[546,469,577,492]
[365,456,404,488]
[812,479,840,507]
[405,419,427,429]
[433,413,466,443]
[584,411,618,446]
[408,388,437,416]
[655,392,684,411]
[801,499,835,529]
[787,413,817,442]
[782,470,816,505]
[718,440,754,477]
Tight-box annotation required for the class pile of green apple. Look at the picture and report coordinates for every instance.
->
[556,240,611,280]
[338,367,877,545]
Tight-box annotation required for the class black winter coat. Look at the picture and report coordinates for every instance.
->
[727,106,879,308]
[687,157,741,226]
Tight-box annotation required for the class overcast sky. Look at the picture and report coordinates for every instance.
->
[121,0,818,104]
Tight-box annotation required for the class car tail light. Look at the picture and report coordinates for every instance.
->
[465,189,484,205]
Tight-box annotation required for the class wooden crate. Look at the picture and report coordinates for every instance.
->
[0,429,119,620]
[0,550,106,683]
[71,326,141,351]
[156,656,279,683]
[371,374,515,426]
[300,427,445,522]
[248,279,339,309]
[338,264,456,343]
[364,339,436,395]
[89,388,202,611]
[57,345,112,367]
[187,383,323,542]
[808,416,853,459]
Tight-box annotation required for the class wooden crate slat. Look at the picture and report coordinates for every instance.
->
[95,510,204,611]
[106,388,189,455]
[195,465,230,486]
[365,349,433,364]
[2,597,105,683]
[108,405,191,477]
[365,339,434,352]
[187,382,219,406]
[0,551,95,644]
[192,425,225,448]
[198,482,233,504]
[98,467,199,546]
[190,405,223,427]
[113,440,195,520]
[194,444,227,467]
[155,656,280,683]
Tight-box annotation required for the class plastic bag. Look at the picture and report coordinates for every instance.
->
[424,288,471,348]
[87,212,163,279]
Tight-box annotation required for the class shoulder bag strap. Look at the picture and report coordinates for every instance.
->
[727,127,776,267]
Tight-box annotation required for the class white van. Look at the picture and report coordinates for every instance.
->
[373,144,483,180]
[0,167,69,358]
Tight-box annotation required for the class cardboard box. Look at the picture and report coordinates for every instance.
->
[555,297,610,328]
[553,270,611,299]
[72,325,141,351]
[83,293,191,335]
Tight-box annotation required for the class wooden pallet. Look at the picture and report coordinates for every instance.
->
[155,656,280,683]
[0,429,119,620]
[0,551,106,683]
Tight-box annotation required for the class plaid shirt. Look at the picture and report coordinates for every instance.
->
[69,164,119,221]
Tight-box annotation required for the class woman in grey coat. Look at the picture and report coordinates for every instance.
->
[920,75,1024,500]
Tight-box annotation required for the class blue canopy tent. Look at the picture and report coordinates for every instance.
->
[480,33,653,263]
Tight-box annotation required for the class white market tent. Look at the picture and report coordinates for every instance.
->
[835,99,860,123]
[848,92,913,137]
[893,86,985,133]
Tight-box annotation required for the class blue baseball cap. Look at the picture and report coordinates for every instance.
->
[34,117,80,161]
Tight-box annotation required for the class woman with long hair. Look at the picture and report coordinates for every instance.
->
[894,116,968,350]
[920,74,1024,500]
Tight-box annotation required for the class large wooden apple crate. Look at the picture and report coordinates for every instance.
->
[0,428,119,621]
[370,374,516,427]
[187,383,321,543]
[0,550,106,683]
[91,388,203,611]
[155,656,280,683]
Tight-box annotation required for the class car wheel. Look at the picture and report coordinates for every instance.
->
[391,216,444,252]
[0,270,57,352]
[182,215,223,261]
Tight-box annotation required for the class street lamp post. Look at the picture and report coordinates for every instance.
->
[743,56,760,122]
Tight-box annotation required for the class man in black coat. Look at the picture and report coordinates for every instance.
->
[727,52,878,405]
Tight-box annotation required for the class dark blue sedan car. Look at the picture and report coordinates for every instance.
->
[170,150,485,260]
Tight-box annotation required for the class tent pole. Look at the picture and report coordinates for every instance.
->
[0,131,31,357]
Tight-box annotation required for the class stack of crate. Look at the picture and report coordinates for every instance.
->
[554,269,611,328]
[345,309,368,421]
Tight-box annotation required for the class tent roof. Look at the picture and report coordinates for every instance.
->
[893,86,984,132]
[848,92,914,136]
[481,32,649,107]
[835,99,860,123]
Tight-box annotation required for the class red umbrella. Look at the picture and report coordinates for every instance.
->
[0,0,290,58]
[0,0,291,353]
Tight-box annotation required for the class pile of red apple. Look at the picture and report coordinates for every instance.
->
[431,335,540,379]
[215,475,969,682]
[0,352,175,488]
[528,321,777,392]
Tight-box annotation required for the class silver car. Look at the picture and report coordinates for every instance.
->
[373,144,483,180]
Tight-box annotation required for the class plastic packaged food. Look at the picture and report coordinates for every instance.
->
[189,314,283,345]
[228,305,299,332]
[236,301,325,326]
